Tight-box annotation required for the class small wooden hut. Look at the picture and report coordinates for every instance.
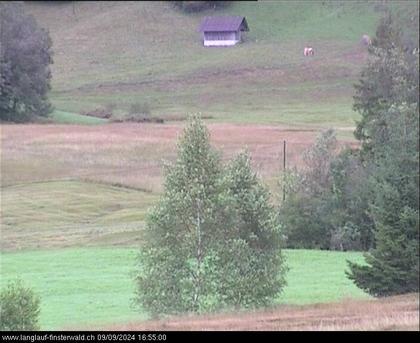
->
[199,16,249,47]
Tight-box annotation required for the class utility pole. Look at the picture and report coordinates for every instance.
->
[283,140,286,202]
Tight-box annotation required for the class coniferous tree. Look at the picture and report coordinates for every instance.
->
[347,13,419,296]
[347,103,419,296]
[353,14,418,157]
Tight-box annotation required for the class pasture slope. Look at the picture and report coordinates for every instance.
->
[24,0,418,125]
[1,0,419,331]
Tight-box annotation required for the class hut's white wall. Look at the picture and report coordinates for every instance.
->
[203,31,239,46]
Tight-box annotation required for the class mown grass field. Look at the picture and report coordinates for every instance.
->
[1,181,159,251]
[0,248,369,330]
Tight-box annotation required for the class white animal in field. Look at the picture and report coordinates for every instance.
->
[303,47,314,56]
[361,34,371,46]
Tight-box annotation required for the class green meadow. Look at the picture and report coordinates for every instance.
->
[49,110,108,125]
[0,248,369,330]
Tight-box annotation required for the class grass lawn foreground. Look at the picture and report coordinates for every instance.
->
[0,248,369,330]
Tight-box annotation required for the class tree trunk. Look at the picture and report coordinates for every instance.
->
[192,198,203,311]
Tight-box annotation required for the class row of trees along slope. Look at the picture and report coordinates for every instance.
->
[279,13,418,297]
[0,2,53,122]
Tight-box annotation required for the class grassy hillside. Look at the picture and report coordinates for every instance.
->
[50,110,108,125]
[24,0,418,125]
[0,248,369,329]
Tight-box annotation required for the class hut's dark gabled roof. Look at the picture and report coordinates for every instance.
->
[199,16,249,32]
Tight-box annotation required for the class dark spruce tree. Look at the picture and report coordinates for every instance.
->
[347,103,419,296]
[353,14,418,158]
[347,13,419,296]
[0,2,53,122]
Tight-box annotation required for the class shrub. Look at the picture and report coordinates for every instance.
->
[280,130,338,250]
[280,131,375,251]
[173,1,231,13]
[129,102,151,116]
[0,279,41,331]
[104,102,117,115]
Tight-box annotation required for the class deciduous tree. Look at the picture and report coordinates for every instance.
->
[0,2,53,122]
[135,115,286,315]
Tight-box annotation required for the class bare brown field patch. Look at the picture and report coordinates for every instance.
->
[97,294,419,331]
